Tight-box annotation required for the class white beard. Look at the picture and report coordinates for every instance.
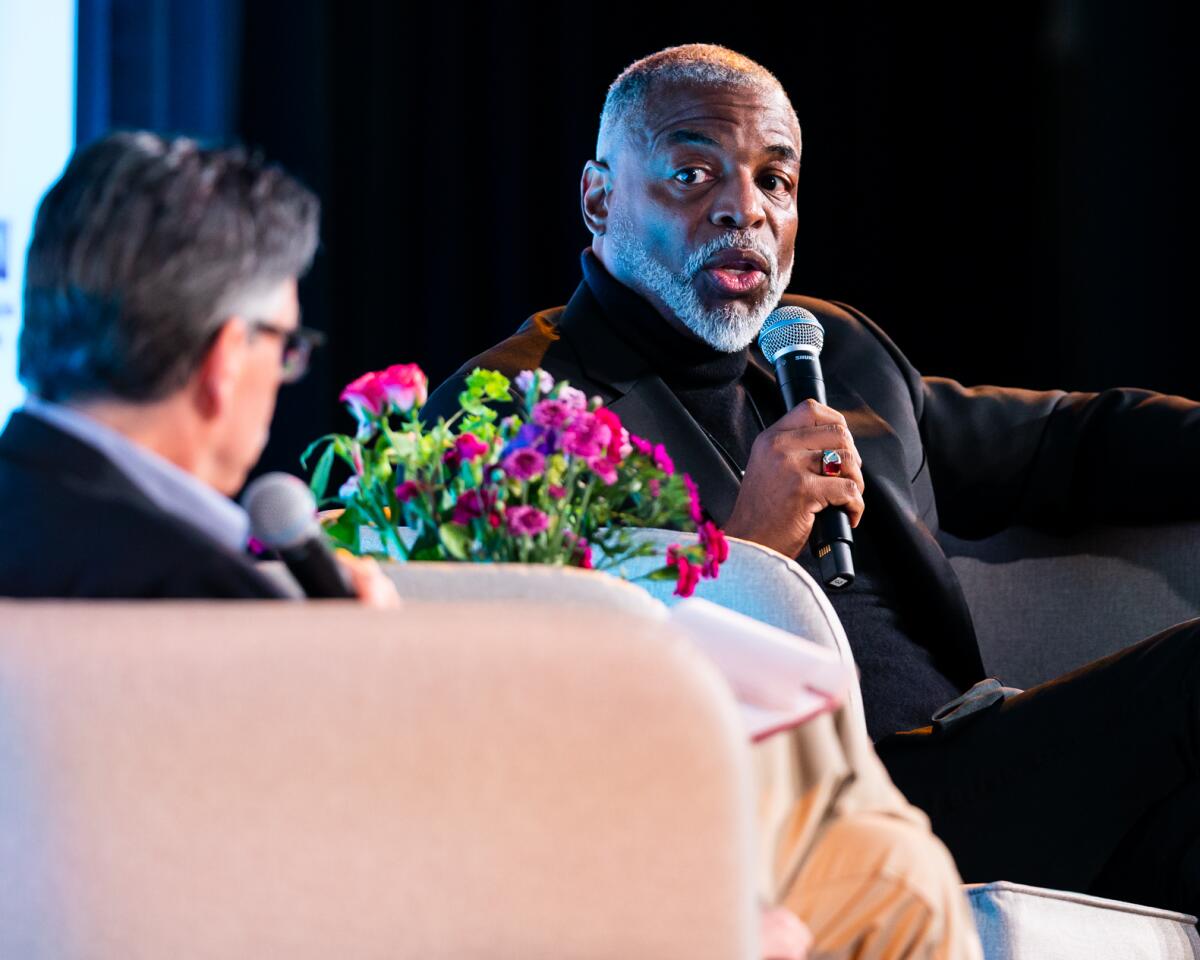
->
[606,212,793,352]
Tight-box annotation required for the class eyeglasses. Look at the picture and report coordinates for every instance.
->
[247,320,326,384]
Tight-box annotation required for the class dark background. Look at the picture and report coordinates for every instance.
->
[78,0,1196,479]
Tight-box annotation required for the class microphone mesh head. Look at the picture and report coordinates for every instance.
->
[758,306,825,362]
[242,472,321,550]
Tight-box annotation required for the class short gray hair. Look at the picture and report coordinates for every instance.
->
[20,131,320,403]
[597,44,796,158]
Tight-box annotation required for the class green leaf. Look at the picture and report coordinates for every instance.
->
[438,522,472,560]
[309,442,337,501]
[300,433,340,469]
[644,567,680,581]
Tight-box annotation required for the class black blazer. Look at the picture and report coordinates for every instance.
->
[0,411,285,599]
[426,281,1200,689]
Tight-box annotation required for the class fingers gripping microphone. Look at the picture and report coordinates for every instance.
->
[243,472,355,598]
[758,307,855,590]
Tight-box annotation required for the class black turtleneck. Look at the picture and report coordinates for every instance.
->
[582,250,961,740]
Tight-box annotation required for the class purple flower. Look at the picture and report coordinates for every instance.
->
[451,488,495,524]
[506,505,550,537]
[515,369,554,395]
[561,412,612,459]
[532,398,572,429]
[501,447,546,480]
[557,385,588,410]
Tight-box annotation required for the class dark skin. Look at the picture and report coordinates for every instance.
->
[580,81,865,559]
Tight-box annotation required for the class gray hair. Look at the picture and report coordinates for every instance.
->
[20,131,320,403]
[597,44,797,159]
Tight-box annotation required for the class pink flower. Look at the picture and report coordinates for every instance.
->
[515,369,554,395]
[565,531,594,569]
[648,478,661,498]
[683,473,703,524]
[532,398,572,429]
[698,521,729,578]
[340,371,388,419]
[506,505,550,537]
[630,434,653,456]
[394,480,422,502]
[501,447,545,480]
[666,545,702,598]
[247,536,266,556]
[593,408,626,463]
[547,484,566,499]
[587,455,619,485]
[351,441,365,476]
[561,412,612,459]
[377,363,428,412]
[652,443,675,475]
[443,432,490,468]
[557,385,588,410]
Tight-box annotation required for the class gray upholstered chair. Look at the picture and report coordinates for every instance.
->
[619,524,1200,960]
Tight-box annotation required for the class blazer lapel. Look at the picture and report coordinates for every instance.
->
[556,283,741,523]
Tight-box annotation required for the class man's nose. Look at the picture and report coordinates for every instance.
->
[709,170,766,230]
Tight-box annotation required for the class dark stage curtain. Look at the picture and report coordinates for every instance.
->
[225,2,1194,476]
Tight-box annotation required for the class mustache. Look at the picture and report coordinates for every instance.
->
[684,232,779,279]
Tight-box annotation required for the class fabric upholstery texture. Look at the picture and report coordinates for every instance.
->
[967,883,1200,960]
[942,522,1200,688]
[0,598,756,960]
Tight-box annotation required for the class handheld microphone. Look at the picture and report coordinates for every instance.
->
[758,306,855,590]
[242,472,356,599]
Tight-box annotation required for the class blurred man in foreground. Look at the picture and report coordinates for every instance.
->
[0,132,390,603]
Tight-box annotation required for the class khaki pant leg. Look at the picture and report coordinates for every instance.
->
[754,707,982,960]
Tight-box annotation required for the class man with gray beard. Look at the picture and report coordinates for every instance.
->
[425,44,985,960]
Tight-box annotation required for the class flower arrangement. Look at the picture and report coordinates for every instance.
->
[301,363,727,596]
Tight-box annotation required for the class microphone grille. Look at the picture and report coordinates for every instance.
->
[242,472,321,550]
[758,306,825,362]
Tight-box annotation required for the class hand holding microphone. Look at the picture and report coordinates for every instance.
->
[724,307,861,588]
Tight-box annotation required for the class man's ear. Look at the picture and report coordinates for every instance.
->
[194,317,247,419]
[580,160,613,237]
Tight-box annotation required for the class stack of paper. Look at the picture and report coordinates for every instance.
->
[669,598,857,742]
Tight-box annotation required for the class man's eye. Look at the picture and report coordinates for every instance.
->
[759,173,791,193]
[673,168,713,185]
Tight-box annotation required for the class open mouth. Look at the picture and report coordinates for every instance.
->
[700,250,770,296]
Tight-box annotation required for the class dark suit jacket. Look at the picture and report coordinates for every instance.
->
[0,411,285,599]
[425,281,1200,688]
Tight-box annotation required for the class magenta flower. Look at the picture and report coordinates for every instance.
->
[698,520,729,578]
[394,480,422,502]
[340,371,388,419]
[532,398,572,429]
[506,505,550,537]
[444,432,490,468]
[587,454,619,485]
[683,473,703,524]
[501,447,546,480]
[652,443,675,475]
[451,488,495,524]
[630,434,653,456]
[561,412,612,459]
[565,532,593,569]
[593,408,626,463]
[666,545,702,598]
[376,363,428,412]
[547,484,566,499]
[648,478,661,498]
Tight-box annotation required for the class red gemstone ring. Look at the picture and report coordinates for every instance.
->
[820,450,843,477]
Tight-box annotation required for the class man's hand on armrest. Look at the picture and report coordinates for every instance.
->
[335,550,402,608]
[724,399,865,558]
